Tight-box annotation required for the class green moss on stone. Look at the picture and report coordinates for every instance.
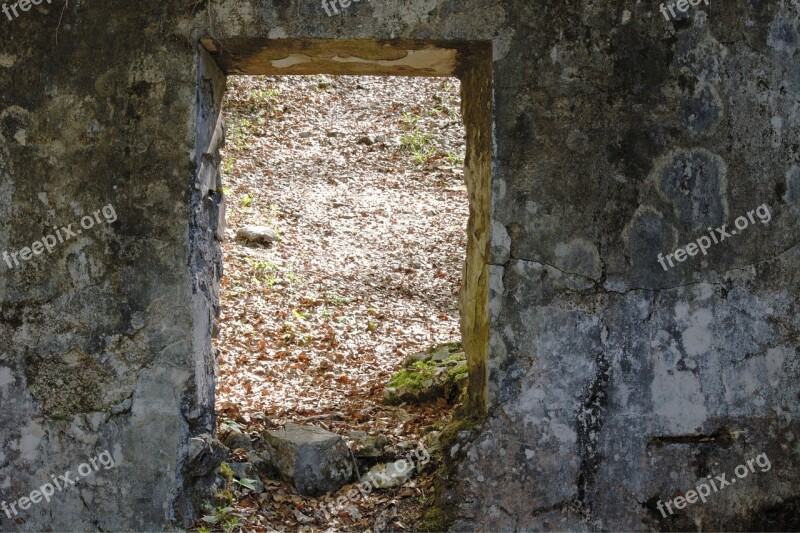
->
[420,506,452,532]
[387,360,437,389]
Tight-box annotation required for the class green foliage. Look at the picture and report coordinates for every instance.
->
[388,360,438,389]
[218,463,235,484]
[247,259,277,273]
[401,111,420,128]
[252,87,281,105]
[316,76,333,90]
[412,146,437,165]
[401,129,432,151]
[247,259,278,286]
[323,291,349,306]
[222,156,234,175]
[285,271,302,284]
[293,309,311,321]
[233,477,259,491]
[445,150,462,166]
[222,515,240,533]
[400,122,440,165]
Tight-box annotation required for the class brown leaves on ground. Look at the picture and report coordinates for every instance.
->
[213,74,467,532]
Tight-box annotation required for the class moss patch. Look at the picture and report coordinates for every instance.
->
[388,360,438,389]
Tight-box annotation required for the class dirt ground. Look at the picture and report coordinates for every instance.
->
[206,74,468,532]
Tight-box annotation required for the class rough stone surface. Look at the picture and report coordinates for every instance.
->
[222,429,253,451]
[263,423,353,496]
[247,449,278,479]
[0,1,797,531]
[350,433,390,460]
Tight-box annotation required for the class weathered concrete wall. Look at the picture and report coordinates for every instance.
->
[0,0,797,531]
[0,3,207,530]
[458,1,800,531]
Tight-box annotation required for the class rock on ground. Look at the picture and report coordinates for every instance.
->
[384,342,468,405]
[235,225,279,245]
[365,459,417,489]
[263,423,354,495]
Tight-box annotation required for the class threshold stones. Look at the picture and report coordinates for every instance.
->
[349,431,391,460]
[263,423,354,496]
[364,460,416,489]
[235,225,279,245]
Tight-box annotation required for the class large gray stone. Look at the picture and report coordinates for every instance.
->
[263,423,353,495]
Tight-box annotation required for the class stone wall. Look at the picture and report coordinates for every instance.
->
[0,0,797,531]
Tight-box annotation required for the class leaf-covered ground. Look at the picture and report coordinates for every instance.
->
[210,74,467,532]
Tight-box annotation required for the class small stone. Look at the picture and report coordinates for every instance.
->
[365,460,416,489]
[222,430,253,451]
[111,397,133,415]
[346,505,361,520]
[374,134,387,144]
[404,350,430,366]
[235,225,279,245]
[228,461,253,478]
[294,509,315,524]
[450,444,460,458]
[357,135,375,146]
[183,435,228,478]
[299,131,313,138]
[431,345,451,362]
[352,434,390,459]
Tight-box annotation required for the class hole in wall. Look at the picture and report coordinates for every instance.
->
[191,39,493,529]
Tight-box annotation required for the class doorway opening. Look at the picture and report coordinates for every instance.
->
[193,39,492,531]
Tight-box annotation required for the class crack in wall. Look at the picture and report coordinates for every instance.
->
[504,238,800,295]
[647,427,737,449]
